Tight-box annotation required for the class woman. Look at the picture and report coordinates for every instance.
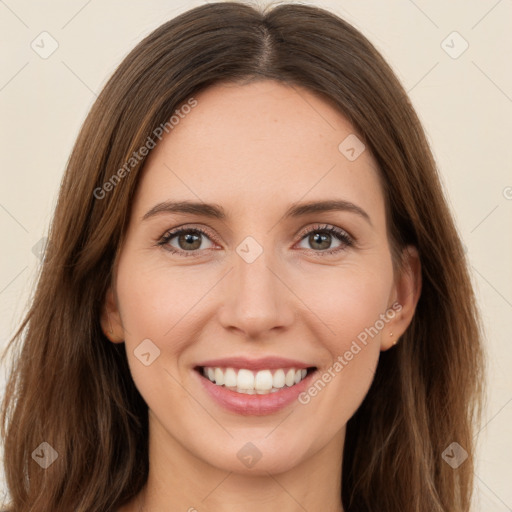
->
[0,2,485,511]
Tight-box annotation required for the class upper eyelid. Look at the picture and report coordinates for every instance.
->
[296,223,352,240]
[161,224,219,243]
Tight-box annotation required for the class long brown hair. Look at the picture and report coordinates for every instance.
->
[1,2,485,511]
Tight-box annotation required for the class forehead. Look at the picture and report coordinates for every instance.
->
[133,80,384,223]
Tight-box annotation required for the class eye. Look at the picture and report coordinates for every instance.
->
[157,226,216,256]
[157,223,354,258]
[295,224,354,255]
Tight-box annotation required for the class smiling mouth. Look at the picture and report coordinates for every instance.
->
[194,366,317,395]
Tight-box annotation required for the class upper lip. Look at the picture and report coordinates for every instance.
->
[194,356,316,371]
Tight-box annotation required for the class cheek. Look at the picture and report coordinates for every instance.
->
[114,260,201,413]
[116,255,206,338]
[295,259,394,345]
[294,258,393,403]
[294,274,389,434]
[114,255,225,397]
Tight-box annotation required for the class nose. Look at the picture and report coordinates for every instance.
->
[217,247,295,339]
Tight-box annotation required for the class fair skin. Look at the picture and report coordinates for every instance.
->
[103,80,421,512]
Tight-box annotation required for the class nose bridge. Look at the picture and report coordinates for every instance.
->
[218,237,295,336]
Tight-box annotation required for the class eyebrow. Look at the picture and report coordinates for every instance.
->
[142,199,372,226]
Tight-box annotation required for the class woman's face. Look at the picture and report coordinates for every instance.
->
[103,80,419,475]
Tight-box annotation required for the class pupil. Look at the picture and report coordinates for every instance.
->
[311,232,330,250]
[180,232,201,250]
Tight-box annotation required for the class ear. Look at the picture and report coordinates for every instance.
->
[381,245,422,351]
[100,287,125,344]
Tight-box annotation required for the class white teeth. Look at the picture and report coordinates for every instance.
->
[201,366,311,394]
[272,369,285,388]
[214,367,224,385]
[254,370,273,391]
[285,369,295,387]
[237,369,254,389]
[224,368,237,387]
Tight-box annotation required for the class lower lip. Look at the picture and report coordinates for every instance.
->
[194,368,317,416]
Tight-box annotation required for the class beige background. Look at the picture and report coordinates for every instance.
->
[0,0,511,509]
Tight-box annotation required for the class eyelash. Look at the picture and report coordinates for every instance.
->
[157,223,354,258]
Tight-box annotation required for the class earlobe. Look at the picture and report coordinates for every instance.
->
[100,288,125,343]
[381,245,422,351]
